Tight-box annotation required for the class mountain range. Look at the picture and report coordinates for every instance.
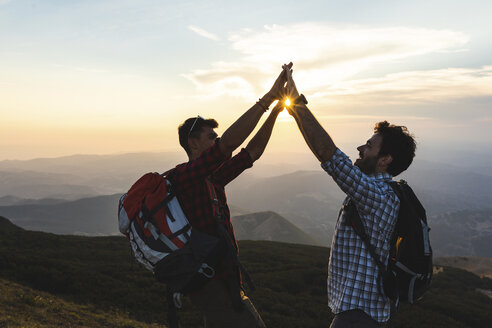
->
[0,194,122,235]
[0,195,320,246]
[430,209,492,257]
[0,152,491,257]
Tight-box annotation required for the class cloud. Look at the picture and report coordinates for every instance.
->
[188,25,220,41]
[312,66,492,105]
[183,23,472,100]
[0,0,12,6]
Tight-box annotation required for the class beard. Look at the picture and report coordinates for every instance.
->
[355,155,378,175]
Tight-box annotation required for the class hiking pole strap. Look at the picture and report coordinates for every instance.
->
[216,214,256,291]
[166,287,180,328]
[206,179,255,291]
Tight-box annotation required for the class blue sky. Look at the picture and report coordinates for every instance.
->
[0,0,491,160]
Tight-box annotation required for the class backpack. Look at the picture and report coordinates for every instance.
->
[347,180,433,306]
[117,172,224,293]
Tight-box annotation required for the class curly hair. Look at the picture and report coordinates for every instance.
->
[374,121,416,176]
[178,117,218,155]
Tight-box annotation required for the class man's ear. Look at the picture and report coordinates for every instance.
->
[187,137,198,152]
[378,154,393,169]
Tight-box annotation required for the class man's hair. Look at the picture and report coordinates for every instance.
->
[374,121,416,176]
[178,117,218,155]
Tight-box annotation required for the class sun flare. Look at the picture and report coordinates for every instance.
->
[278,98,294,121]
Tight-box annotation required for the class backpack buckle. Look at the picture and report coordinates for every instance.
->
[198,263,215,278]
[173,292,182,309]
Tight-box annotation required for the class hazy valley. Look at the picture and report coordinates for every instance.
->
[0,151,491,258]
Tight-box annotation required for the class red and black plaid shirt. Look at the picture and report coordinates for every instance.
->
[166,138,253,281]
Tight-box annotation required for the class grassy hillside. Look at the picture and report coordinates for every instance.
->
[1,216,492,327]
[0,278,162,328]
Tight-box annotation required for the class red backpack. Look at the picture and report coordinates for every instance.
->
[118,172,221,291]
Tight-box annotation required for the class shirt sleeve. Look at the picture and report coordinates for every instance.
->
[321,148,388,215]
[212,148,253,187]
[169,138,231,185]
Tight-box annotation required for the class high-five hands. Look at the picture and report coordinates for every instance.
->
[270,62,293,100]
[257,62,293,111]
[282,63,309,116]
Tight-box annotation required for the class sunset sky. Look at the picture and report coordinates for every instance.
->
[1,0,491,161]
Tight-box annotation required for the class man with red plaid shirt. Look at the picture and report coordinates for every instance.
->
[166,63,293,328]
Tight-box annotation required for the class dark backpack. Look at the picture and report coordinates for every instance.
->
[347,180,433,306]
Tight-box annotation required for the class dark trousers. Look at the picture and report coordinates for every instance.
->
[330,310,386,328]
[190,279,265,328]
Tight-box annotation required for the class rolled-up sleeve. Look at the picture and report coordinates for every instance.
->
[212,148,253,187]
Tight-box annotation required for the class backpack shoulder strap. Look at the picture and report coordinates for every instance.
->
[161,169,172,177]
[345,200,386,273]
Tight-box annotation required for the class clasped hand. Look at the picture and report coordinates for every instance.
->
[266,62,303,115]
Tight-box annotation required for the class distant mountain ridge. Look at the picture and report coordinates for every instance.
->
[430,208,492,258]
[232,211,321,246]
[0,195,319,246]
[1,152,492,255]
[0,195,66,206]
[2,152,491,212]
[2,190,491,257]
[0,194,122,235]
[0,152,187,200]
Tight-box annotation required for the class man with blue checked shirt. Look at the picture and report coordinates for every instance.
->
[285,69,416,327]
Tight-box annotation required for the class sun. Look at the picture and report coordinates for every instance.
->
[277,97,294,121]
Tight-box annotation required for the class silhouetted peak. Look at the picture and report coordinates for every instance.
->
[0,216,23,231]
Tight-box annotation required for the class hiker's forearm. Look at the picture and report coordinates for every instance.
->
[220,93,275,156]
[291,104,336,163]
[245,104,282,161]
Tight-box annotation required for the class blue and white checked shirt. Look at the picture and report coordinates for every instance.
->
[321,148,400,323]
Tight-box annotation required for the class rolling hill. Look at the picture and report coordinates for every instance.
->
[232,211,321,245]
[1,216,491,328]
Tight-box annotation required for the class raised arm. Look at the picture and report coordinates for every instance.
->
[245,101,284,161]
[219,62,292,157]
[286,70,336,163]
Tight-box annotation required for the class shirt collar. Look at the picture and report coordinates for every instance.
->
[367,172,393,181]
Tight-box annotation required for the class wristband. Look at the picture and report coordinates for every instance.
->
[293,94,308,105]
[256,99,269,112]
